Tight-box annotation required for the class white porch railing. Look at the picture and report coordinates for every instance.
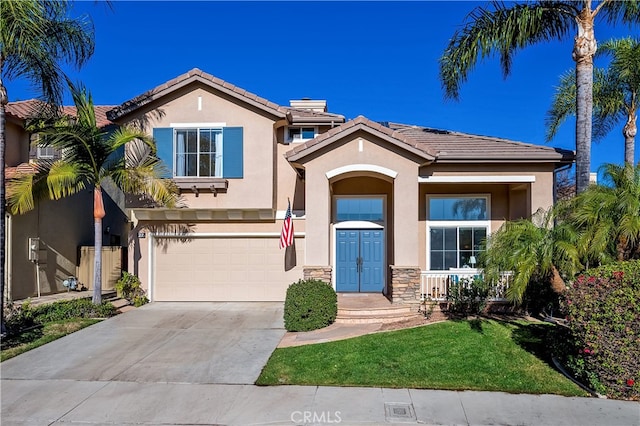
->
[420,269,512,302]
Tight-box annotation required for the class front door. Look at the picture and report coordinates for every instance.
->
[336,229,384,292]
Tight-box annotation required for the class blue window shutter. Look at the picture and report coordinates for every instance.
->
[153,128,173,178]
[223,127,243,178]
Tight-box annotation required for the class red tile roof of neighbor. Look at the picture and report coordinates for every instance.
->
[5,163,36,179]
[6,99,115,128]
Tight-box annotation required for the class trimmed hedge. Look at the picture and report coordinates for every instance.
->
[284,279,337,332]
[558,260,640,400]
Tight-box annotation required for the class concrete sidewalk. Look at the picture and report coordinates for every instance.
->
[3,380,638,425]
[2,302,638,425]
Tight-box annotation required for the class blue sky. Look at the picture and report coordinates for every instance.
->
[7,1,640,173]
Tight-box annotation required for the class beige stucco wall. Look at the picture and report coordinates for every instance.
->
[297,131,423,267]
[419,163,556,215]
[5,118,30,166]
[117,83,278,210]
[9,193,95,300]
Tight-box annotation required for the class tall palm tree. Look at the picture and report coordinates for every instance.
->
[439,0,640,194]
[547,37,640,165]
[0,0,94,332]
[481,207,581,303]
[7,82,180,304]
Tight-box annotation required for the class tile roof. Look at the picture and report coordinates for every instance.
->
[286,115,436,162]
[6,99,115,128]
[286,118,574,164]
[387,122,574,162]
[107,68,344,124]
[5,162,36,180]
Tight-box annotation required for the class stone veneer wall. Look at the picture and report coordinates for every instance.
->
[303,266,332,284]
[390,266,421,305]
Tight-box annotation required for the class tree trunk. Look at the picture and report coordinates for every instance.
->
[92,187,106,305]
[622,110,637,166]
[0,57,7,335]
[550,265,566,294]
[573,6,597,194]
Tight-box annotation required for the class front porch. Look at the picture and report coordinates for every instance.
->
[419,269,512,302]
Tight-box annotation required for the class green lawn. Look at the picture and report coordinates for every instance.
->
[257,318,587,396]
[1,318,100,362]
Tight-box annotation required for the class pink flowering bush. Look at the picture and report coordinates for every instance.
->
[557,261,640,400]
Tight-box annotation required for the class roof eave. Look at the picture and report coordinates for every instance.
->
[108,74,287,121]
[286,122,435,163]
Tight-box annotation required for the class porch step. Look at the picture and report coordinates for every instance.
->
[337,305,412,318]
[336,310,422,324]
[105,294,134,313]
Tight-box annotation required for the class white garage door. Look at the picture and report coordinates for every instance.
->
[152,236,304,301]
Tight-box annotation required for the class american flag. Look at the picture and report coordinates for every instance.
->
[279,200,294,249]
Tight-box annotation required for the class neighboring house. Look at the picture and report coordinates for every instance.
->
[4,101,125,301]
[104,68,574,304]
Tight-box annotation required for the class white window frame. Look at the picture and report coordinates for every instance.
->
[36,145,56,159]
[173,127,223,178]
[426,194,491,271]
[286,126,317,143]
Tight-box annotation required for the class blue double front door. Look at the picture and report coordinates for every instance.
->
[336,229,385,292]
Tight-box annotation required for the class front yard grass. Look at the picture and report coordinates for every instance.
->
[257,318,587,396]
[1,318,100,362]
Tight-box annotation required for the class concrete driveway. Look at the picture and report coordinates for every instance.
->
[1,302,285,385]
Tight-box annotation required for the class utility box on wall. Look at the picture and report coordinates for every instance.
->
[77,246,123,290]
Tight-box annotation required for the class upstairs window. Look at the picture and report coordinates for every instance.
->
[287,127,316,143]
[30,134,61,160]
[153,126,243,179]
[36,145,57,159]
[175,128,223,177]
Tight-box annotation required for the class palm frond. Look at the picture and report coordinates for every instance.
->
[599,0,640,26]
[1,0,94,106]
[545,69,576,141]
[46,160,86,199]
[439,0,576,100]
[6,162,53,215]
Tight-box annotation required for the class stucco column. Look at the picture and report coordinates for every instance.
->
[304,165,330,265]
[393,170,419,265]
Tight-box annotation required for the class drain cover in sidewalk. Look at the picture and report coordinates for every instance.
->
[384,402,416,423]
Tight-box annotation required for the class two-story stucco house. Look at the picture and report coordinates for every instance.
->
[105,68,573,304]
[5,68,574,305]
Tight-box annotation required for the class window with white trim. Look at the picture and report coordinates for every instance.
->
[174,128,223,177]
[427,195,489,270]
[286,126,316,143]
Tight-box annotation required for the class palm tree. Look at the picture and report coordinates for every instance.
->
[1,0,94,332]
[439,0,640,194]
[481,207,581,303]
[569,163,640,262]
[7,82,181,304]
[547,37,640,165]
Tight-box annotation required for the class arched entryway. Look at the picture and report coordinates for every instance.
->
[330,175,393,294]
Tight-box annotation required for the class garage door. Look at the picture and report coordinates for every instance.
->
[152,236,304,301]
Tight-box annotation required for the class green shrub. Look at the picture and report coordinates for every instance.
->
[284,279,337,332]
[3,301,37,336]
[557,260,640,400]
[3,298,116,336]
[115,272,149,307]
[447,276,489,315]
